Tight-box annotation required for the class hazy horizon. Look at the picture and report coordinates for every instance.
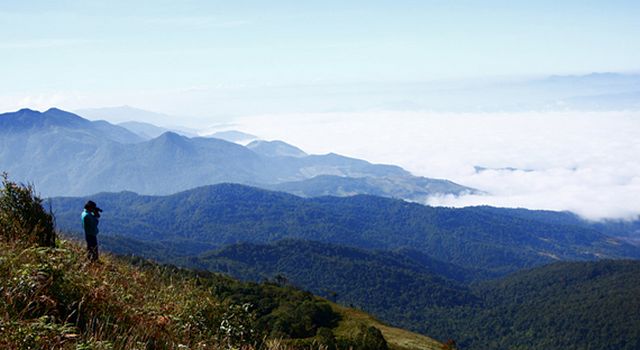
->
[2,0,640,118]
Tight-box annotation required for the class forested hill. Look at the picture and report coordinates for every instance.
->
[463,259,640,350]
[179,239,481,333]
[473,206,640,243]
[171,240,640,349]
[52,183,640,276]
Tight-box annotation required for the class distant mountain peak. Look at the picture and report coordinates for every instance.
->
[0,107,144,145]
[149,131,192,147]
[44,107,66,113]
[0,107,89,129]
[156,131,186,141]
[43,108,90,123]
[16,108,39,114]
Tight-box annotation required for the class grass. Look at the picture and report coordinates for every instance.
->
[1,237,444,350]
[0,238,227,349]
[331,304,442,350]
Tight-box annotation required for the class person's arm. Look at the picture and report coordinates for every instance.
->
[93,214,99,234]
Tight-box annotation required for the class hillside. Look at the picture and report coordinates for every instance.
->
[176,239,640,349]
[179,240,480,332]
[52,184,640,276]
[0,108,472,199]
[0,176,441,350]
[459,260,640,350]
[474,206,640,244]
[2,238,447,350]
[179,239,640,349]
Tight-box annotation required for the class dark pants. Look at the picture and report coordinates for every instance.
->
[86,234,99,262]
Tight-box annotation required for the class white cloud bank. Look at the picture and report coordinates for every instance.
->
[233,111,640,221]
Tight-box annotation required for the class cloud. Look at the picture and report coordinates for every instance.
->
[232,110,640,221]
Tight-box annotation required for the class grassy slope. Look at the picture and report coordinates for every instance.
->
[0,237,442,350]
[1,239,228,349]
[331,304,442,350]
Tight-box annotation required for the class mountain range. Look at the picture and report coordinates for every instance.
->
[51,184,640,276]
[0,108,472,200]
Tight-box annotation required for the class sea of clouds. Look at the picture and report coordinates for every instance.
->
[234,110,640,221]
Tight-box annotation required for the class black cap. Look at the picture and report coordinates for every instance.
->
[84,200,97,210]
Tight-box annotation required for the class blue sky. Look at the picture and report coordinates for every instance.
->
[1,0,640,117]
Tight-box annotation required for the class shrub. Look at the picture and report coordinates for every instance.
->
[339,324,389,350]
[0,173,55,247]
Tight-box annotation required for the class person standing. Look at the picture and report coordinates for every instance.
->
[82,200,101,262]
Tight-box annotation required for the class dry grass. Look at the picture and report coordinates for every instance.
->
[0,238,231,349]
[331,304,443,350]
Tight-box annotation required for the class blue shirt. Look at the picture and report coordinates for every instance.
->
[82,209,99,236]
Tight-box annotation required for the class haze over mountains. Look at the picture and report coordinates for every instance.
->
[0,108,472,199]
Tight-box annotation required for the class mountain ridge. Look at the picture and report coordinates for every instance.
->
[51,183,640,276]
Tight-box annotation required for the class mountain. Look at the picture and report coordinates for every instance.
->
[248,140,308,157]
[209,130,259,144]
[0,108,473,198]
[75,105,197,135]
[177,242,640,349]
[0,108,146,194]
[459,260,640,350]
[117,120,172,139]
[265,175,472,202]
[473,206,640,245]
[178,240,480,332]
[0,108,143,143]
[51,184,640,276]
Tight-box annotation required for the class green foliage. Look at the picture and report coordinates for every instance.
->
[180,240,479,335]
[0,173,55,247]
[343,324,388,350]
[421,260,640,350]
[1,316,78,349]
[177,241,640,350]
